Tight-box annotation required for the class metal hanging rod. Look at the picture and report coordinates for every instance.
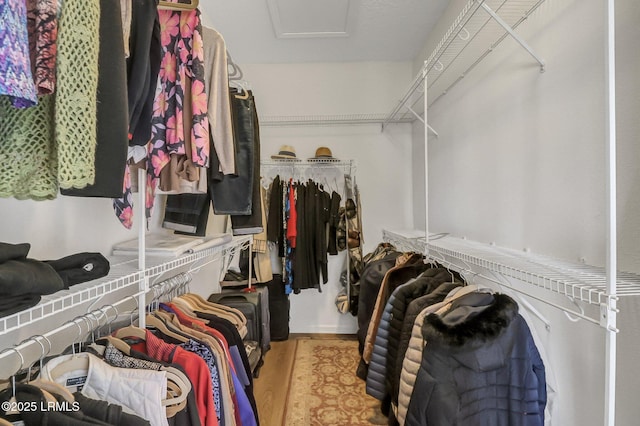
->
[0,236,251,337]
[383,0,547,126]
[381,230,640,324]
[0,271,196,380]
[260,113,412,127]
[261,159,356,174]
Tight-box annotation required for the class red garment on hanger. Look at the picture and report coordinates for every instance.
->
[164,302,243,425]
[287,180,297,248]
[164,302,237,375]
[128,329,218,426]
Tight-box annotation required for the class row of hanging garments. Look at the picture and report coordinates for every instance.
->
[0,0,259,232]
[0,280,260,426]
[355,243,550,426]
[266,176,344,294]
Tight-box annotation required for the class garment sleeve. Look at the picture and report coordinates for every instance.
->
[366,295,395,400]
[188,11,210,168]
[529,334,547,423]
[202,27,235,175]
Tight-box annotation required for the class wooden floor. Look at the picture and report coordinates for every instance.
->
[253,334,356,426]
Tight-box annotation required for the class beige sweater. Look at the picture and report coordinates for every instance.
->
[203,26,236,175]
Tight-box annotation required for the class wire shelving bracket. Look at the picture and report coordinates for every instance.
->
[383,0,547,129]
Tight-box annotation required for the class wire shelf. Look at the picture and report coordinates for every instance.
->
[427,0,546,107]
[261,159,356,176]
[385,0,547,125]
[0,258,142,335]
[0,236,252,336]
[144,235,252,280]
[382,229,640,307]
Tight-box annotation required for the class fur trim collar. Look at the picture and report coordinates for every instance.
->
[423,293,518,347]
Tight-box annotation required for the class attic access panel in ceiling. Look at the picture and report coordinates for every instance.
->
[266,0,357,38]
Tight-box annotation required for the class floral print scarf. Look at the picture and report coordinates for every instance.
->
[150,7,209,175]
[114,6,209,229]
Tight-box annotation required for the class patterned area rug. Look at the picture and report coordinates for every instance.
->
[284,338,387,425]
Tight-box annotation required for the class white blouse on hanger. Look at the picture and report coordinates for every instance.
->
[40,352,169,426]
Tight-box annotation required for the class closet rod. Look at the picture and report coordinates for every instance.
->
[260,159,356,178]
[0,292,141,380]
[0,272,192,380]
[260,114,410,127]
[385,0,549,127]
[428,251,603,328]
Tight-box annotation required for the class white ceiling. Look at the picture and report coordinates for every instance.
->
[200,0,450,64]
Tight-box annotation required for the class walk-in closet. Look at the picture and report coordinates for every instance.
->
[0,0,638,425]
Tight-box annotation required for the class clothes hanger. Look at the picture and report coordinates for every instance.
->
[144,314,188,343]
[179,293,247,327]
[168,297,200,319]
[27,335,76,404]
[176,292,209,310]
[228,59,252,100]
[160,369,191,408]
[152,310,207,343]
[227,49,243,80]
[95,314,190,413]
[47,318,91,379]
[112,325,147,340]
[95,335,133,355]
[92,304,134,353]
[100,304,119,336]
[2,347,24,415]
[154,311,232,366]
[232,84,250,100]
[157,0,199,11]
[176,293,224,315]
[112,293,148,340]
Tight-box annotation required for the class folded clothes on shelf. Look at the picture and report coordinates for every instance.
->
[45,252,110,288]
[112,232,234,257]
[112,233,206,257]
[0,242,111,318]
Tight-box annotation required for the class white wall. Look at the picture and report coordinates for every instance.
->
[241,61,415,333]
[410,0,640,424]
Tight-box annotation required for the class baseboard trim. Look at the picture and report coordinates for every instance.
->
[289,325,358,335]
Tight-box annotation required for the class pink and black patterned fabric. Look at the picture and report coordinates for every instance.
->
[26,0,58,95]
[114,4,210,229]
[150,7,210,176]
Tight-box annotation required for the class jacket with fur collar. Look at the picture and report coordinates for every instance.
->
[406,293,546,426]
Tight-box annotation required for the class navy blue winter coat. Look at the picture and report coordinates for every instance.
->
[406,293,546,426]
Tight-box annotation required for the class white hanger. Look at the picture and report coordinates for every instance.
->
[227,50,243,80]
[48,319,90,379]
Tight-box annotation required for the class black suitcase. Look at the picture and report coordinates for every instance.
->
[208,286,271,354]
[252,285,271,352]
[265,275,290,341]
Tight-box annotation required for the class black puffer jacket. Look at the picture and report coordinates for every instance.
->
[392,281,463,406]
[405,293,547,426]
[386,268,463,403]
[357,252,401,353]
